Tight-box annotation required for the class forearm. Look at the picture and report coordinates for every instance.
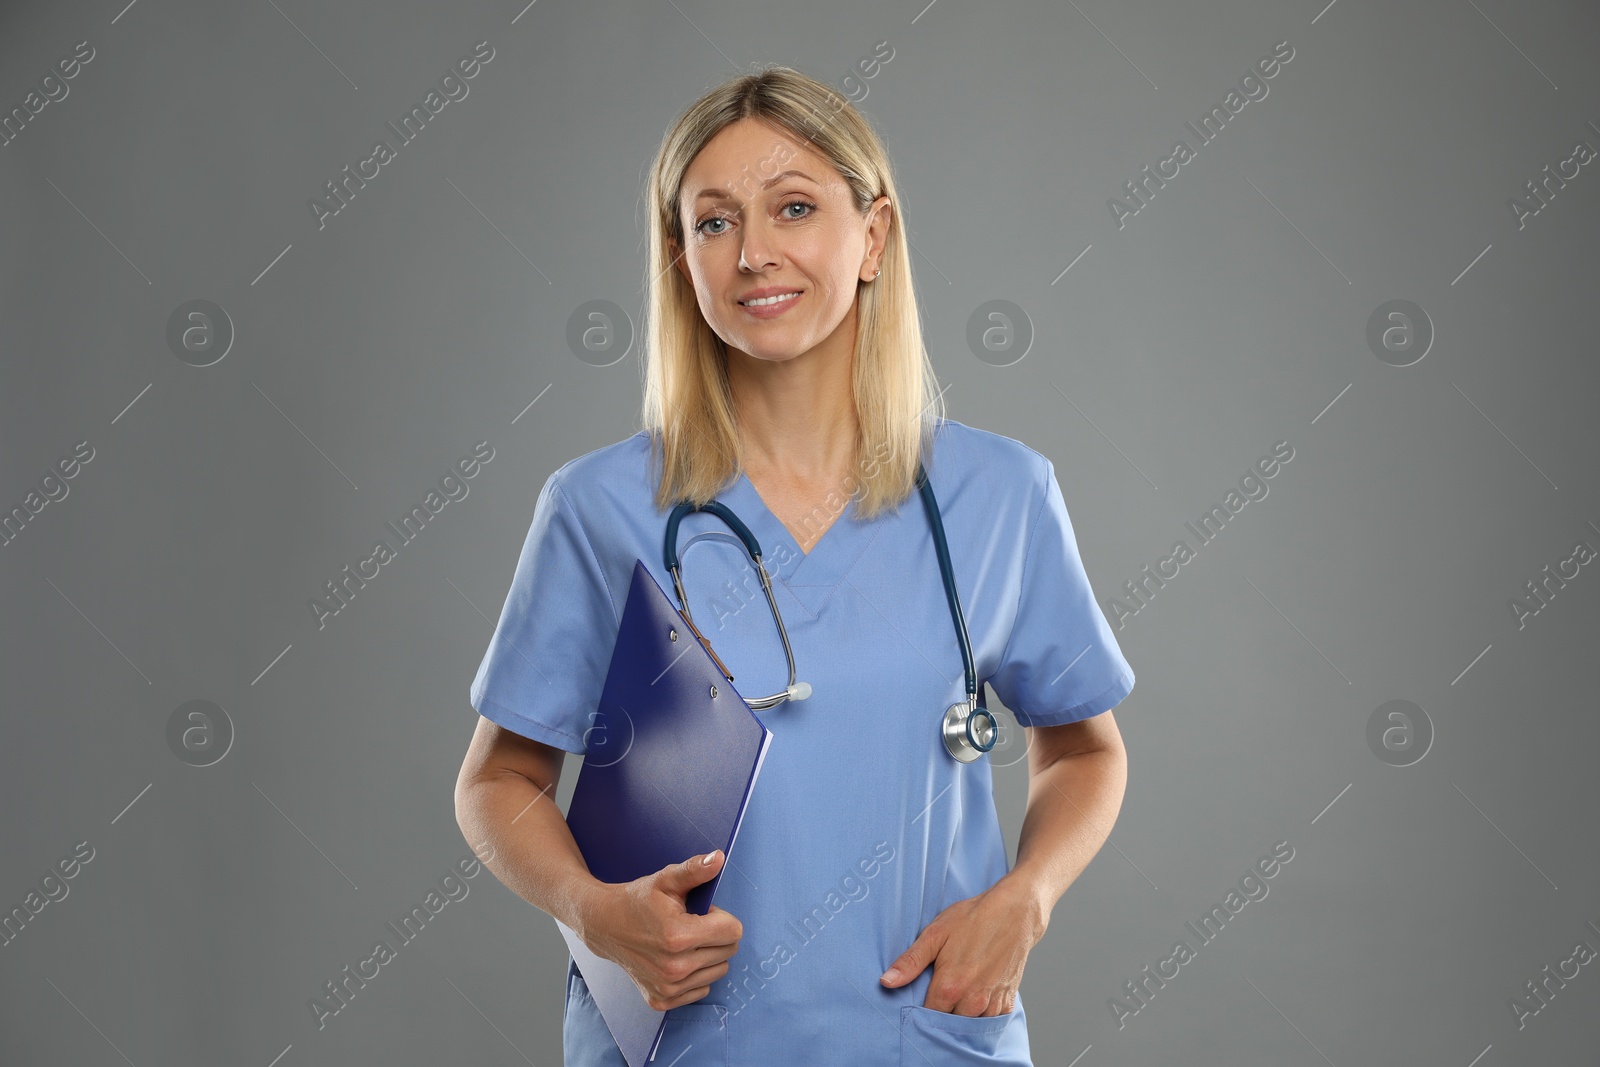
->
[998,744,1128,935]
[455,768,606,939]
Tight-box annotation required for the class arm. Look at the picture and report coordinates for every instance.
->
[993,709,1129,942]
[453,714,744,1009]
[453,715,606,940]
[878,709,1128,1015]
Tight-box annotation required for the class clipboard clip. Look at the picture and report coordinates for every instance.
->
[666,593,736,682]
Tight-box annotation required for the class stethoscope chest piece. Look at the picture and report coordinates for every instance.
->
[942,700,998,763]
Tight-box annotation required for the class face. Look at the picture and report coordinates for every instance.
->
[670,118,891,366]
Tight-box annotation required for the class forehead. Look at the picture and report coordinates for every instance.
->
[681,119,837,208]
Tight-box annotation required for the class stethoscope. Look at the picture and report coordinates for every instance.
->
[663,462,998,763]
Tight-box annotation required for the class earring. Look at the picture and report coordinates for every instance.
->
[873,268,881,278]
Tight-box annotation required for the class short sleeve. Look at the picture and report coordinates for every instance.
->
[468,470,619,754]
[986,458,1135,727]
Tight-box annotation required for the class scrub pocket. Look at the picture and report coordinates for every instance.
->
[654,1001,728,1065]
[563,957,729,1067]
[899,1000,1033,1066]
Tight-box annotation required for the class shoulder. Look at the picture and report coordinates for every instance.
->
[544,430,657,519]
[550,427,653,485]
[930,418,1052,504]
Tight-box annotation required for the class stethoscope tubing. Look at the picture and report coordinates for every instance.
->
[664,462,995,755]
[913,464,978,712]
[663,499,800,710]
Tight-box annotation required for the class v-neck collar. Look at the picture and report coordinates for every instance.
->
[721,469,879,600]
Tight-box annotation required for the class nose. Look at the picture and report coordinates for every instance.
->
[738,217,780,273]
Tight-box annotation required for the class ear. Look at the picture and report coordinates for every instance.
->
[667,235,691,285]
[862,195,893,281]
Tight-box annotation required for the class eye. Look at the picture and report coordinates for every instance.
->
[692,198,818,237]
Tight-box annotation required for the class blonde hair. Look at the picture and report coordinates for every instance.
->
[639,65,943,521]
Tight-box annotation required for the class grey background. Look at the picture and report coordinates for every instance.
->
[2,0,1597,1063]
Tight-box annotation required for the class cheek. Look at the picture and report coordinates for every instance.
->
[687,266,724,315]
[806,258,854,312]
[808,234,864,294]
[690,249,737,296]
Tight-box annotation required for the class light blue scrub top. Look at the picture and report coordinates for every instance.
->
[469,418,1135,1067]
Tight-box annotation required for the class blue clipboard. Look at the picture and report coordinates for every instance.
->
[553,559,773,1067]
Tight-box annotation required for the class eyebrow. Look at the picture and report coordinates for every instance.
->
[693,169,818,204]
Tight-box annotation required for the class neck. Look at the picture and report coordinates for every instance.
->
[726,324,858,480]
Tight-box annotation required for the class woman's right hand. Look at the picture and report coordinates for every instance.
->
[580,849,744,1011]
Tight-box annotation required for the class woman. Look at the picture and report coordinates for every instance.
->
[455,66,1134,1066]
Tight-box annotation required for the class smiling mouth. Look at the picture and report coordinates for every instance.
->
[738,292,802,307]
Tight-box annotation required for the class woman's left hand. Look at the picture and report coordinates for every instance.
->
[877,875,1047,1016]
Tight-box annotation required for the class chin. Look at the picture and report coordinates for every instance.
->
[740,348,805,364]
[724,335,806,362]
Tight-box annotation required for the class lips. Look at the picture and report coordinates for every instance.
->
[737,287,803,305]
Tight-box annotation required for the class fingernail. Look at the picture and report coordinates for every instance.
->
[702,851,718,865]
[880,968,901,984]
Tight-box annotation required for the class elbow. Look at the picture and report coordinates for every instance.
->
[453,756,485,842]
